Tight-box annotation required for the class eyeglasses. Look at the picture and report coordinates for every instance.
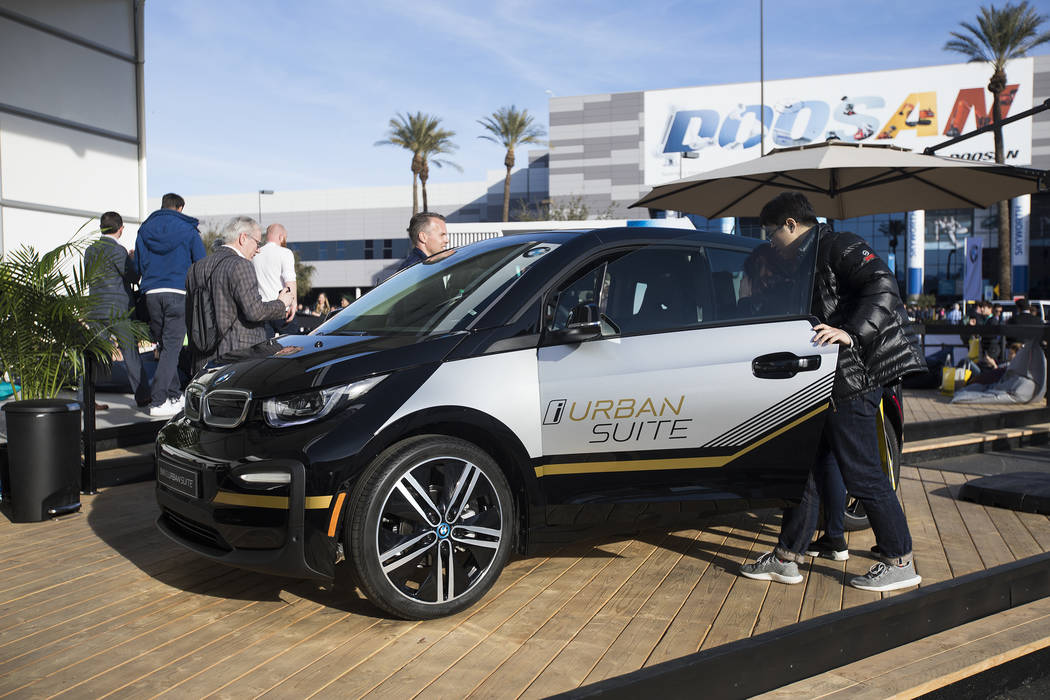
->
[248,235,262,247]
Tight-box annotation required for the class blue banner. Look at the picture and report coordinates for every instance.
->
[963,237,982,302]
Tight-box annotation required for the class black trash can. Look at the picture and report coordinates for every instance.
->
[2,400,82,522]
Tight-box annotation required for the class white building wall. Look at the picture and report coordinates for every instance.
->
[0,0,144,257]
[164,159,551,289]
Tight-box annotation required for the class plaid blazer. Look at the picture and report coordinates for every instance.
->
[185,246,285,370]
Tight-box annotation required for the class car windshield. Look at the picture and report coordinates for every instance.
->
[315,240,557,336]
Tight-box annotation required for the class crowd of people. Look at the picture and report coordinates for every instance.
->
[904,299,1046,326]
[89,194,293,417]
[86,199,450,418]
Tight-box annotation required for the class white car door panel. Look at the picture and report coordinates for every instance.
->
[538,319,837,466]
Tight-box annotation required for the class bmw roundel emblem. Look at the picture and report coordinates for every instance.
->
[214,370,235,384]
[436,523,450,539]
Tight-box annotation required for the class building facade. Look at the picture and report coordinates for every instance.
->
[0,0,146,256]
[169,154,550,291]
[548,56,1050,299]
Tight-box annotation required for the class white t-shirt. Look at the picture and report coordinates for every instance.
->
[253,242,296,301]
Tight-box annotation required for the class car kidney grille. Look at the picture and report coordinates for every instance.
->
[185,385,203,420]
[201,390,251,428]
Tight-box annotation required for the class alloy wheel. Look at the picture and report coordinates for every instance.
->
[374,456,504,605]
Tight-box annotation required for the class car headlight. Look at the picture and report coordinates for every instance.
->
[262,375,386,428]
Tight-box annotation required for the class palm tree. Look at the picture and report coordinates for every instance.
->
[944,1,1050,298]
[417,124,460,213]
[375,112,458,215]
[479,106,547,221]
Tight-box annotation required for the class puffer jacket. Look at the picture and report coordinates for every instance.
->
[801,223,925,401]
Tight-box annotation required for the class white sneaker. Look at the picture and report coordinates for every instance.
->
[170,395,185,410]
[149,398,181,418]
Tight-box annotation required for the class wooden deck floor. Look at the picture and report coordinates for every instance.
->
[3,462,1050,699]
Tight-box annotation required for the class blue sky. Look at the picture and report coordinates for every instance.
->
[144,1,1024,197]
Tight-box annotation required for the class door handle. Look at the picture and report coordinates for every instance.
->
[752,352,822,379]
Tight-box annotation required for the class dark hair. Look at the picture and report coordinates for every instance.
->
[99,211,123,235]
[407,211,446,245]
[759,192,818,227]
[1015,298,1030,313]
[161,193,185,210]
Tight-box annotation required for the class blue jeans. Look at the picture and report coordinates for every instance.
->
[146,292,186,407]
[263,317,291,339]
[775,388,913,564]
[820,455,846,540]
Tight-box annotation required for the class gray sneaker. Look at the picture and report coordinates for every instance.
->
[740,552,803,584]
[849,561,921,591]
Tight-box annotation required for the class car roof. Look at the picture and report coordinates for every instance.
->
[506,226,763,250]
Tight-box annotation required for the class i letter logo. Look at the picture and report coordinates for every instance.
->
[544,399,567,425]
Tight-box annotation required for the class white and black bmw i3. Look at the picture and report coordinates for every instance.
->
[156,227,904,619]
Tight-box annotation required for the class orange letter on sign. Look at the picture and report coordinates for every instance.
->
[943,85,1018,137]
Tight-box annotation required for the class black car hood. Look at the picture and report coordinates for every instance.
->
[193,332,468,397]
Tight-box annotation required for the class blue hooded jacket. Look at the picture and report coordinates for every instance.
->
[134,208,206,293]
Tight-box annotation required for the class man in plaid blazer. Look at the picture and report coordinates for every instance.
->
[185,216,294,374]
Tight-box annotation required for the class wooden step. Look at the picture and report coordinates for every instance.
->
[92,443,155,487]
[904,423,1050,463]
[755,595,1050,699]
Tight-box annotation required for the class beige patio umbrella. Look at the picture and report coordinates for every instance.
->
[632,141,1047,219]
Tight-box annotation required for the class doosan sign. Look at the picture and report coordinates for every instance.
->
[643,59,1034,186]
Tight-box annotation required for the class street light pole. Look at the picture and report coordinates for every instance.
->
[759,0,765,156]
[679,150,699,179]
[258,189,274,228]
[676,151,700,218]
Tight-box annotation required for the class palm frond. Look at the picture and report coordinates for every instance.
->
[478,105,547,149]
[0,230,151,400]
[944,2,1050,70]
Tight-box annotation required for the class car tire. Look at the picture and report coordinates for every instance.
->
[346,435,514,620]
[843,418,902,532]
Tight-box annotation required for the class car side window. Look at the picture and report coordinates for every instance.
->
[547,261,607,332]
[600,247,707,334]
[548,242,814,340]
[707,243,813,320]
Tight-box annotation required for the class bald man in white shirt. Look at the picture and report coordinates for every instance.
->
[253,223,298,338]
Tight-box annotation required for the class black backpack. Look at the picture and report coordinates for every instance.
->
[187,255,238,355]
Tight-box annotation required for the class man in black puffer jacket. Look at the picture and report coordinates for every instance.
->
[741,192,925,592]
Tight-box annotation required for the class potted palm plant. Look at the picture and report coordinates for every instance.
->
[0,231,149,522]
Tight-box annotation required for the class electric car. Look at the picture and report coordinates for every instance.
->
[155,227,904,619]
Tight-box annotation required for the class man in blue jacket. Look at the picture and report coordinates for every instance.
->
[135,193,206,417]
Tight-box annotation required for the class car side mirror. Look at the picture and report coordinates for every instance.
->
[552,302,602,343]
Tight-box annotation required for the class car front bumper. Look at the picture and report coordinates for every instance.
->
[155,450,334,582]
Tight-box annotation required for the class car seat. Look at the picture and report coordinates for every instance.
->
[711,270,738,320]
